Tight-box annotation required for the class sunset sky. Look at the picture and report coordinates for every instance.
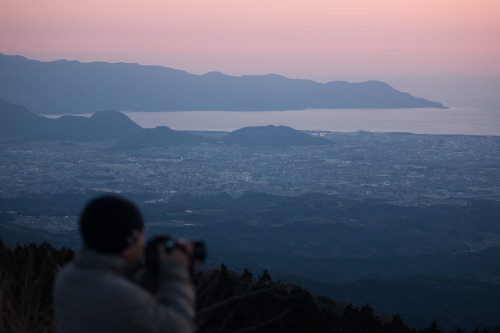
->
[1,0,499,97]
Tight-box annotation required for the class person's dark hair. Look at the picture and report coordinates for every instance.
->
[80,195,144,254]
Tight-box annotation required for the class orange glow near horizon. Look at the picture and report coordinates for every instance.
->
[1,0,499,80]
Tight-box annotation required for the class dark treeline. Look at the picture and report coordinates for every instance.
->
[0,240,497,333]
[0,240,73,332]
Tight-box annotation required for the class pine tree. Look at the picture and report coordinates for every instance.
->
[256,269,273,289]
[383,313,411,333]
[422,321,443,333]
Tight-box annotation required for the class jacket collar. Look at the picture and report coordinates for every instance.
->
[75,247,131,275]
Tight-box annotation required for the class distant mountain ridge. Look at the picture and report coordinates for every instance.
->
[0,100,212,146]
[0,100,142,141]
[0,100,327,148]
[0,53,446,114]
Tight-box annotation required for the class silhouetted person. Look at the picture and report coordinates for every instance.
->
[53,195,196,333]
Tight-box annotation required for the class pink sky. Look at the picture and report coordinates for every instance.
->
[1,0,499,84]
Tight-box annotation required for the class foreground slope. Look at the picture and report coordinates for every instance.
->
[3,240,495,333]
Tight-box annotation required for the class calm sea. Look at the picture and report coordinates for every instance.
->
[119,107,500,136]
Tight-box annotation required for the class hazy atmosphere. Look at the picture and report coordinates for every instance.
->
[2,0,500,106]
[2,1,500,332]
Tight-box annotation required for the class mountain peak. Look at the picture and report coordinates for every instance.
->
[202,71,229,78]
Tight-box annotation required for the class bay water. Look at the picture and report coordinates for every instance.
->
[121,107,500,136]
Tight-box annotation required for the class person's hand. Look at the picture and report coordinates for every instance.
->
[157,241,192,269]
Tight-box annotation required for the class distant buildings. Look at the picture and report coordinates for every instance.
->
[1,132,499,206]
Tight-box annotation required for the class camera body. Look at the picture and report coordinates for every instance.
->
[144,235,206,273]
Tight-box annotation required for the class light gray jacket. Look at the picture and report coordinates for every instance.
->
[53,248,196,333]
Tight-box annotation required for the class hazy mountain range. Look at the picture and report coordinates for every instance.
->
[0,53,446,114]
[0,99,331,147]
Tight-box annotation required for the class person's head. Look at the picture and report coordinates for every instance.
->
[80,195,145,262]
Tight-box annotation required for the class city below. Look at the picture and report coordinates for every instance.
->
[1,131,499,205]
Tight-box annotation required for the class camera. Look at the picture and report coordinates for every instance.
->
[144,235,206,273]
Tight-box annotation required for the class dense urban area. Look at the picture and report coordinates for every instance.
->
[1,130,499,240]
[1,131,499,204]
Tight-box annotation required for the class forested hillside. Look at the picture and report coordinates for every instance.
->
[0,240,496,333]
